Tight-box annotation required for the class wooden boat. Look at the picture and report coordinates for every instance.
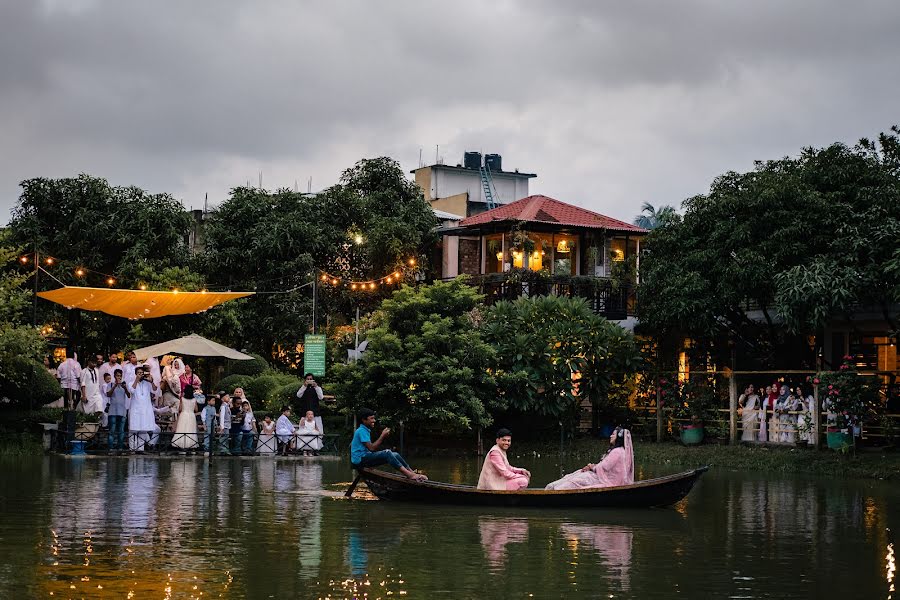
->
[357,466,709,508]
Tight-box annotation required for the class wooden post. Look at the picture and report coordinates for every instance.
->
[476,427,484,456]
[655,382,663,443]
[729,373,738,444]
[813,384,820,450]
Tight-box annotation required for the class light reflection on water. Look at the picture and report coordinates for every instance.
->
[0,455,896,599]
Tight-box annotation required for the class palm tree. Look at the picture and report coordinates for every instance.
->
[633,202,676,230]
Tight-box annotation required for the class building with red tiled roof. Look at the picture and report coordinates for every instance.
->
[435,194,647,321]
[458,195,646,233]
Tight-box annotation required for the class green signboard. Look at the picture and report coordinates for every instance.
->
[303,334,327,377]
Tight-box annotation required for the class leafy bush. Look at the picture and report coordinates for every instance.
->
[225,353,270,377]
[0,357,62,406]
[244,374,297,409]
[215,374,255,395]
[270,380,305,413]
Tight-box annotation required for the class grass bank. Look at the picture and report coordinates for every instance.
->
[556,438,899,481]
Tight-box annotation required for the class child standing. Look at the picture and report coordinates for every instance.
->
[200,395,217,454]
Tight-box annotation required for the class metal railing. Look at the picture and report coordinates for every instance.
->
[55,428,340,456]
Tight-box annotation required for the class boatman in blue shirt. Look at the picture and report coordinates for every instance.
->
[350,408,427,481]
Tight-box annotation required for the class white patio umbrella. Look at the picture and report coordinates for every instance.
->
[132,334,253,361]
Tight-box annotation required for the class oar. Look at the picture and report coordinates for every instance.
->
[345,473,362,498]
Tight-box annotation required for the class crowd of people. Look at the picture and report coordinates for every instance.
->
[737,382,817,444]
[45,350,327,455]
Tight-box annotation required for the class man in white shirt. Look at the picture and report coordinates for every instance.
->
[79,357,106,426]
[122,351,140,388]
[57,352,82,410]
[98,353,120,382]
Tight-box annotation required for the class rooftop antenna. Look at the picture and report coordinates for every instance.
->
[203,193,208,214]
[258,170,263,189]
[419,148,423,168]
[435,144,439,165]
[307,176,312,193]
[294,179,298,192]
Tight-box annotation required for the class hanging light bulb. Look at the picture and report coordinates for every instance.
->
[351,283,357,290]
[172,288,179,294]
[369,282,376,290]
[321,274,328,281]
[19,256,28,264]
[106,277,115,286]
[139,284,147,291]
[45,257,55,265]
[408,258,416,266]
[75,268,85,277]
[331,279,338,285]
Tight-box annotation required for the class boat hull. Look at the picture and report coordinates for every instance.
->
[359,466,708,508]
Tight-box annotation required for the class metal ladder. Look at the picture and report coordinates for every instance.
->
[479,165,499,210]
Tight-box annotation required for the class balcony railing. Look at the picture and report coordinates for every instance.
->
[459,272,635,319]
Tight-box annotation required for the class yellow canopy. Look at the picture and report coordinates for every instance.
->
[37,286,253,320]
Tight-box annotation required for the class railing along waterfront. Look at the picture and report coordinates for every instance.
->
[55,429,340,456]
[621,368,899,448]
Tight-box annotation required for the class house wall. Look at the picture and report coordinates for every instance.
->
[442,236,459,279]
[431,193,468,217]
[417,167,531,206]
[458,238,481,275]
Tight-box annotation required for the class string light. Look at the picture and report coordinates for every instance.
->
[317,258,417,292]
[106,277,115,286]
[139,284,147,291]
[75,268,85,277]
[45,257,55,265]
[19,256,28,264]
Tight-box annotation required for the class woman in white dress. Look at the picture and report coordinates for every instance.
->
[159,356,183,416]
[297,410,323,455]
[172,383,200,449]
[738,384,760,442]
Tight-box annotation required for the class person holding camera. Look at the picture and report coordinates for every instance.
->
[128,365,158,452]
[105,368,131,452]
[296,373,324,416]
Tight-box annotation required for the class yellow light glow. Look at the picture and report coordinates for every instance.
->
[46,257,55,265]
[75,268,85,276]
[331,278,338,285]
[556,240,570,253]
[139,284,147,290]
[351,283,357,290]
[386,276,393,283]
[321,274,328,281]
[369,283,376,289]
[354,234,364,245]
[106,277,115,286]
[496,251,503,261]
[19,256,28,263]
[408,258,416,266]
[172,288,179,294]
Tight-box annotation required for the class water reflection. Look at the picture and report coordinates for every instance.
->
[479,517,529,570]
[0,456,895,599]
[560,523,633,591]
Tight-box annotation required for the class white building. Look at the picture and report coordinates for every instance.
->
[412,152,536,219]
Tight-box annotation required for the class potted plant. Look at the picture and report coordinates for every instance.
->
[671,379,717,445]
[818,356,880,451]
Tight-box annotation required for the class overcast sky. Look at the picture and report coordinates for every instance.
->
[2,0,899,225]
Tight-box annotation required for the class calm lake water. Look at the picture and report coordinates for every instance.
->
[0,454,895,599]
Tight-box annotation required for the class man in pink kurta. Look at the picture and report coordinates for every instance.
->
[477,428,531,490]
[545,428,634,490]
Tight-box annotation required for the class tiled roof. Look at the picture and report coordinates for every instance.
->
[459,195,648,233]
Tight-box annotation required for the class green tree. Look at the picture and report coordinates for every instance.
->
[0,231,50,402]
[638,128,900,365]
[7,175,197,352]
[332,278,497,431]
[633,202,677,230]
[482,295,640,430]
[201,157,437,360]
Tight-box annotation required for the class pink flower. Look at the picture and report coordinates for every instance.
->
[814,378,820,384]
[840,365,848,370]
[828,385,833,389]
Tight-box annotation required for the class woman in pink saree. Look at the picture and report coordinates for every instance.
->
[545,427,634,490]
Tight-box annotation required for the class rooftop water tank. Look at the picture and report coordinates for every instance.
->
[463,151,482,170]
[485,153,502,172]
